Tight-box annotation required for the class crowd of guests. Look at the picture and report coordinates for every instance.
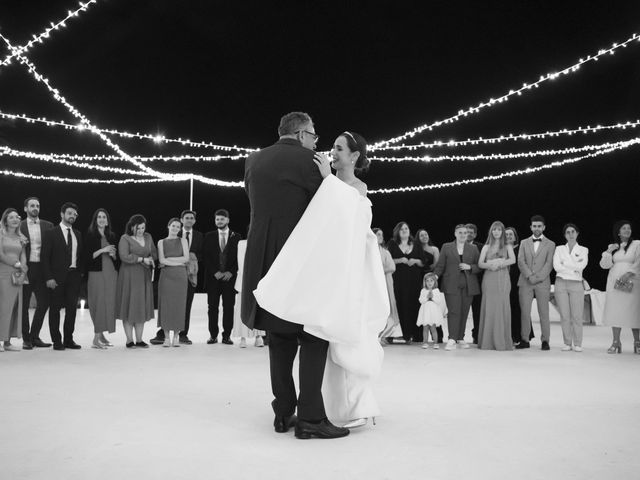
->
[0,197,638,355]
[374,216,640,353]
[0,197,264,352]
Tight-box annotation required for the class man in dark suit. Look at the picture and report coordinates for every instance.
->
[203,209,240,345]
[150,209,203,345]
[434,224,481,351]
[20,197,54,349]
[466,223,484,344]
[241,112,348,440]
[41,202,83,350]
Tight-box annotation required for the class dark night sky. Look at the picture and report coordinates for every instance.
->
[0,0,639,288]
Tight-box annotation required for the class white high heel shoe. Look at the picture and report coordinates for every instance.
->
[343,417,376,429]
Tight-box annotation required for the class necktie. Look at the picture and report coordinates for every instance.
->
[66,228,73,264]
[185,231,190,247]
[220,232,226,251]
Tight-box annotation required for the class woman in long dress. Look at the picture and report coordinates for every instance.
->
[157,218,189,347]
[85,208,119,349]
[373,228,401,343]
[115,214,157,348]
[0,208,28,352]
[477,221,515,350]
[600,220,640,354]
[254,131,388,428]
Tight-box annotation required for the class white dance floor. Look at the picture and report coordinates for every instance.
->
[2,294,638,480]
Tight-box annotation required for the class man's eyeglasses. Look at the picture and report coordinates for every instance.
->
[296,130,319,143]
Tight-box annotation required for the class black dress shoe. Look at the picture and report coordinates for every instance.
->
[221,337,233,345]
[53,343,66,351]
[541,341,550,351]
[126,342,136,348]
[149,335,164,345]
[135,341,149,348]
[179,336,193,345]
[294,418,350,439]
[23,341,33,350]
[63,342,82,350]
[207,337,218,344]
[32,338,52,348]
[274,414,297,433]
[515,340,530,349]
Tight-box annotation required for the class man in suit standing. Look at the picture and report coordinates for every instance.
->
[434,224,481,351]
[516,214,556,350]
[204,209,240,345]
[150,209,203,345]
[241,112,348,440]
[466,223,484,344]
[42,202,83,350]
[20,197,54,350]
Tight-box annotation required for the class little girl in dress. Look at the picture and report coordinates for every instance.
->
[416,273,447,349]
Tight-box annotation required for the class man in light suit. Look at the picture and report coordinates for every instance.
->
[241,112,348,439]
[20,197,54,349]
[434,224,481,351]
[516,214,556,350]
[41,202,83,350]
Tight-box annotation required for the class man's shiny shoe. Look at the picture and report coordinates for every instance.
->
[23,341,33,350]
[515,340,530,349]
[274,414,297,433]
[53,343,66,351]
[541,341,550,351]
[221,337,233,345]
[64,341,82,350]
[179,336,193,345]
[149,335,164,345]
[207,337,218,344]
[32,338,52,348]
[294,418,350,439]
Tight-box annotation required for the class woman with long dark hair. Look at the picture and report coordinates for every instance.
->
[85,208,119,349]
[600,220,640,354]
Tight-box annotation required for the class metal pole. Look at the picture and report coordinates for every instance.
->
[189,175,194,211]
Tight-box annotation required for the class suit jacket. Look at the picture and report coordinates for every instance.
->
[42,224,83,284]
[433,241,481,295]
[203,229,241,287]
[180,229,204,261]
[517,236,556,287]
[19,218,54,262]
[241,137,323,330]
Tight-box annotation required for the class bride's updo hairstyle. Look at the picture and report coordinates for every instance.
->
[341,131,370,175]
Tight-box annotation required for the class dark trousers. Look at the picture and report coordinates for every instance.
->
[48,270,81,345]
[156,281,195,339]
[268,329,328,422]
[471,292,482,343]
[444,290,474,341]
[207,278,235,339]
[21,262,50,342]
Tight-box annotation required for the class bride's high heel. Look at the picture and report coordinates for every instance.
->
[634,341,640,354]
[607,341,622,354]
[343,417,376,429]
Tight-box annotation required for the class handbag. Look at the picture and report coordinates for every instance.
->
[11,270,27,286]
[614,277,634,293]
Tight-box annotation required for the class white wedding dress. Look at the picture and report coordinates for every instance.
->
[254,174,389,423]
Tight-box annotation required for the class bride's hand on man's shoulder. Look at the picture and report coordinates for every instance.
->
[313,152,332,179]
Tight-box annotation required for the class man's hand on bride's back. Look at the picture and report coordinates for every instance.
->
[313,153,332,179]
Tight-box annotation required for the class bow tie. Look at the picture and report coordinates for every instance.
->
[532,238,542,243]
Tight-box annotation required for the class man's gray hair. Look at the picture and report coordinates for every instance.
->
[278,111,312,137]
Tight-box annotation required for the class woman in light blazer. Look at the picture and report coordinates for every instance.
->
[553,223,588,352]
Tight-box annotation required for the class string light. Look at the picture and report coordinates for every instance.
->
[372,31,640,149]
[0,1,100,69]
[368,138,640,194]
[370,140,626,163]
[0,169,166,184]
[370,120,640,151]
[0,149,248,163]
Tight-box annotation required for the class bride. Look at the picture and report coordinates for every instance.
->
[254,131,389,428]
